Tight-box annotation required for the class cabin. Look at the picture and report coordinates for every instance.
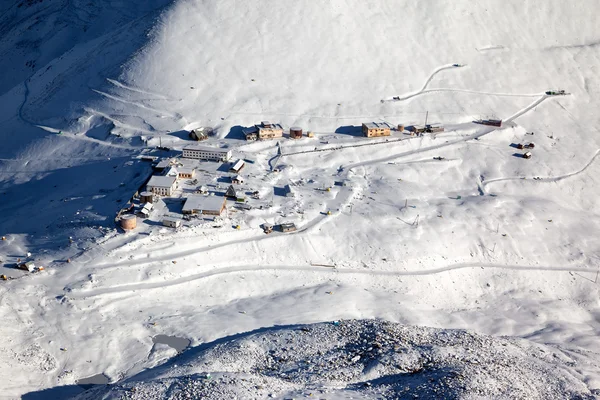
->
[232,175,245,185]
[229,159,245,173]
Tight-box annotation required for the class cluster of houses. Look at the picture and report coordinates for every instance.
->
[240,121,444,141]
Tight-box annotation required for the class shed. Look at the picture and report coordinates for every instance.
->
[284,184,294,197]
[225,185,237,199]
[17,261,37,272]
[232,175,245,184]
[162,216,182,228]
[229,159,246,173]
[280,223,297,233]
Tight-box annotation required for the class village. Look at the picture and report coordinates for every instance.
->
[113,112,544,239]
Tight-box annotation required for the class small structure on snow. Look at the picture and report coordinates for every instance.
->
[232,175,244,185]
[225,185,237,199]
[523,151,532,159]
[280,222,297,233]
[229,159,245,173]
[517,143,535,150]
[162,216,182,228]
[290,127,303,139]
[189,127,211,141]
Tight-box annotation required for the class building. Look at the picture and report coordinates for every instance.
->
[232,175,244,185]
[290,127,303,139]
[225,185,237,199]
[154,158,172,171]
[182,195,227,216]
[182,145,232,162]
[178,167,195,179]
[162,216,182,228]
[243,126,258,141]
[284,184,294,197]
[229,159,245,173]
[189,127,211,141]
[147,175,177,196]
[280,222,297,233]
[139,203,153,218]
[362,122,392,137]
[257,121,283,140]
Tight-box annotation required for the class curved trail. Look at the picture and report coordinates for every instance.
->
[382,64,541,103]
[69,262,593,299]
[345,95,551,172]
[483,149,600,189]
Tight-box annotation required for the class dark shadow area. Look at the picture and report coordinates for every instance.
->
[217,162,233,173]
[334,125,362,137]
[225,125,246,140]
[22,385,86,400]
[167,129,191,141]
[85,123,113,140]
[273,186,287,197]
[163,199,184,214]
[512,153,525,158]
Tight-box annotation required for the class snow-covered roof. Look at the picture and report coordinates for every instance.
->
[230,159,245,171]
[182,195,226,213]
[147,175,177,188]
[183,145,230,154]
[363,122,392,129]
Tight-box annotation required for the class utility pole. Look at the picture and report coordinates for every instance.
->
[424,111,429,127]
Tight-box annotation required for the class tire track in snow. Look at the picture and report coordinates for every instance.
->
[482,149,600,189]
[69,262,594,299]
[381,64,541,103]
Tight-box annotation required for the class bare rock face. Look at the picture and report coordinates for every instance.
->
[75,319,595,400]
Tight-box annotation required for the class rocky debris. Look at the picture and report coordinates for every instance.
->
[75,320,596,400]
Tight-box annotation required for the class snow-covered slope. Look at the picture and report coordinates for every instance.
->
[76,320,597,400]
[1,1,600,399]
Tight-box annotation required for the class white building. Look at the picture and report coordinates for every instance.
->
[162,216,182,228]
[182,145,232,162]
[147,175,177,196]
[229,159,245,173]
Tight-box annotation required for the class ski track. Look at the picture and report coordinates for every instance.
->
[84,107,155,134]
[483,149,600,189]
[382,64,542,103]
[69,262,595,299]
[92,89,177,118]
[106,78,169,99]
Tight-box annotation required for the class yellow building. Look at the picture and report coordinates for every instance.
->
[362,122,392,138]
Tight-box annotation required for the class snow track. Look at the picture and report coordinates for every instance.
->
[70,262,595,299]
[482,149,600,189]
[382,64,541,103]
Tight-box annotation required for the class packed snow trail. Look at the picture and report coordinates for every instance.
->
[482,148,600,189]
[345,94,550,172]
[69,262,595,299]
[381,64,541,103]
